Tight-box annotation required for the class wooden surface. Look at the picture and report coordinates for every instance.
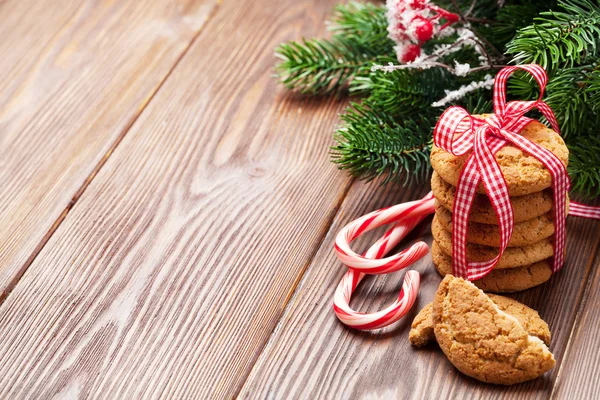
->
[239,186,600,399]
[0,0,598,399]
[0,0,218,300]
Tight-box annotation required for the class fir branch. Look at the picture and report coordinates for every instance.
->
[449,0,505,59]
[508,66,600,138]
[568,135,600,198]
[272,0,600,198]
[331,101,434,185]
[462,89,493,114]
[435,0,498,20]
[331,63,494,184]
[483,1,558,49]
[274,2,395,94]
[350,68,451,114]
[506,0,600,71]
[585,67,600,107]
[544,66,600,138]
[432,75,494,107]
[432,36,487,67]
[328,2,392,53]
[275,38,394,94]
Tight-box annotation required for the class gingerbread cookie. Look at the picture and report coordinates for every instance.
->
[430,117,569,196]
[432,275,555,385]
[409,297,551,347]
[430,172,565,225]
[435,204,555,247]
[409,303,436,347]
[432,216,554,268]
[432,241,553,293]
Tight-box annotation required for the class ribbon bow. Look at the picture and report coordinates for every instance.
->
[433,64,568,280]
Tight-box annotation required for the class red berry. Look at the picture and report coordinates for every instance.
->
[442,12,460,23]
[412,17,434,42]
[401,44,421,63]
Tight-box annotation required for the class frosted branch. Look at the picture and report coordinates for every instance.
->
[431,75,495,107]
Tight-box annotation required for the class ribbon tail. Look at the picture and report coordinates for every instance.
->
[451,155,479,279]
[500,129,568,273]
[569,202,600,220]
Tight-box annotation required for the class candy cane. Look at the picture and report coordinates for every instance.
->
[333,192,435,330]
[333,192,600,330]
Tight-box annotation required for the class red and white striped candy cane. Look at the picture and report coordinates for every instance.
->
[332,190,599,331]
[333,192,435,330]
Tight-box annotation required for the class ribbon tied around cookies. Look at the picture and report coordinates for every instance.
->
[332,64,600,331]
[433,64,568,280]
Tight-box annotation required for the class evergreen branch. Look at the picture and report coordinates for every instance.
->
[332,63,495,184]
[508,65,600,138]
[506,0,600,71]
[275,38,394,94]
[350,68,451,114]
[272,0,600,198]
[462,89,493,114]
[568,135,600,198]
[431,36,487,67]
[435,0,498,20]
[585,68,600,107]
[449,0,505,59]
[544,66,600,138]
[331,100,434,185]
[274,2,395,94]
[482,1,558,49]
[329,1,392,53]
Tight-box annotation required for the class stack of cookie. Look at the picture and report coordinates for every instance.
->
[429,118,569,293]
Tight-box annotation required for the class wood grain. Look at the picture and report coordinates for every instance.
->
[551,201,600,400]
[238,179,600,399]
[0,0,217,300]
[0,0,352,398]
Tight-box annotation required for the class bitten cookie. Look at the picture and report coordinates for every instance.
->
[409,297,551,347]
[432,241,553,293]
[432,275,555,385]
[430,172,558,224]
[432,215,554,268]
[435,204,555,247]
[430,117,569,196]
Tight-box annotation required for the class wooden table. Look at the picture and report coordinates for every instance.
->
[1,0,599,398]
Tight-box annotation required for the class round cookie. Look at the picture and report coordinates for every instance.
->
[409,296,551,347]
[430,172,563,224]
[435,204,555,247]
[432,215,554,268]
[432,275,555,385]
[432,241,553,293]
[430,117,569,196]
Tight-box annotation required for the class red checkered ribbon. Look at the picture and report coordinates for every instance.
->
[569,203,600,219]
[434,64,568,280]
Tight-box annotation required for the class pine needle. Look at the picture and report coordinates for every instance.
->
[274,2,395,94]
[506,0,600,71]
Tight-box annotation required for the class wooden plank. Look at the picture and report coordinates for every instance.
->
[238,181,600,399]
[0,0,218,300]
[0,0,351,398]
[551,205,600,400]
